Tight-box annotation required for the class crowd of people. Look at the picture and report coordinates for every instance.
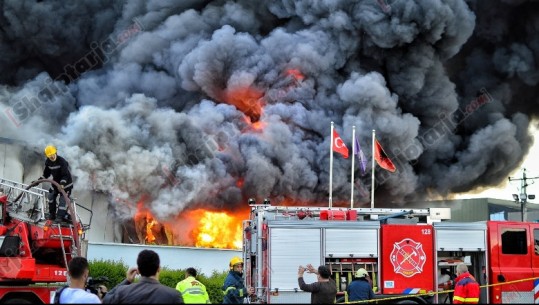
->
[53,248,479,304]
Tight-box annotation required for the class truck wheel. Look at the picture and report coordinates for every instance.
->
[2,298,33,304]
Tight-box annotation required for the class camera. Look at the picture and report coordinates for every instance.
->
[86,276,110,298]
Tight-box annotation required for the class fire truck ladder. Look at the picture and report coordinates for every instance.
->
[0,177,49,223]
[250,205,449,222]
[1,178,83,257]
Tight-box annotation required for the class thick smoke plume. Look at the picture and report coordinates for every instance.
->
[1,0,539,221]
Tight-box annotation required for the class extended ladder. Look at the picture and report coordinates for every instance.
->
[0,177,48,222]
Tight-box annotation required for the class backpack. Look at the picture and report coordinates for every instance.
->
[53,285,69,304]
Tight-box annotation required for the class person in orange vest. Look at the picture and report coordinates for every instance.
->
[175,267,210,304]
[453,263,480,304]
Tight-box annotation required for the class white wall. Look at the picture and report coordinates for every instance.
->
[86,242,241,276]
[76,191,120,243]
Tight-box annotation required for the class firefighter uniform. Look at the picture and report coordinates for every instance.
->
[223,257,252,304]
[453,271,480,304]
[39,146,73,222]
[176,276,210,304]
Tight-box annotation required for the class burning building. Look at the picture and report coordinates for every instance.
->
[1,1,539,247]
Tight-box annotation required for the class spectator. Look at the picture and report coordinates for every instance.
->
[102,250,184,304]
[453,263,480,304]
[55,257,101,304]
[176,267,210,304]
[222,256,254,304]
[298,264,337,304]
[347,268,375,302]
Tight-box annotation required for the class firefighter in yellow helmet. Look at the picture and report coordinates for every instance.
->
[175,267,210,304]
[222,256,254,304]
[36,145,73,222]
[347,268,375,302]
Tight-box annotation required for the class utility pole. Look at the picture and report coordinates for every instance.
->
[509,168,539,222]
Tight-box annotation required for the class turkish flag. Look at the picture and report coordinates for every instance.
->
[374,139,396,172]
[332,130,349,158]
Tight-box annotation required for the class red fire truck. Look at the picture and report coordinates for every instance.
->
[242,200,539,304]
[0,177,87,304]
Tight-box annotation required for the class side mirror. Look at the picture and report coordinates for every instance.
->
[497,274,506,282]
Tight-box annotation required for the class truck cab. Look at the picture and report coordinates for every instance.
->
[487,221,539,304]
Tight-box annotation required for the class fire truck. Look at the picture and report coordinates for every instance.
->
[242,200,539,304]
[0,177,88,304]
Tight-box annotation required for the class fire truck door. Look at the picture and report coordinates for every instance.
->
[494,223,534,303]
[268,227,321,304]
[530,225,539,301]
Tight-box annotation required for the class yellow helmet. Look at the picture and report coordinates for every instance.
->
[355,268,368,278]
[44,145,57,158]
[229,256,243,269]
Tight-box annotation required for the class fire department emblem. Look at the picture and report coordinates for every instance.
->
[390,238,426,277]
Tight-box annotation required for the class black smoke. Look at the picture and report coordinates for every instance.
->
[1,0,538,219]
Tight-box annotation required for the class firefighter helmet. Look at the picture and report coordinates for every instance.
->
[229,256,243,269]
[355,268,368,278]
[44,145,57,158]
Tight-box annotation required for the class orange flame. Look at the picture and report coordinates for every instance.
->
[251,121,266,130]
[240,115,267,133]
[186,209,247,249]
[222,86,264,122]
[131,196,249,249]
[236,178,244,188]
[285,69,305,82]
[146,217,156,243]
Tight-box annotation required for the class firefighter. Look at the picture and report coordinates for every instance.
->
[175,267,210,304]
[222,256,254,304]
[36,145,73,222]
[453,263,480,304]
[347,268,375,302]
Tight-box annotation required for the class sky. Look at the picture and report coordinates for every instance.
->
[1,0,539,222]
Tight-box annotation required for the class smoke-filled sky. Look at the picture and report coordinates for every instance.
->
[1,0,538,220]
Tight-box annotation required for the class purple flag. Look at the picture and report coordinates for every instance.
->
[354,136,367,175]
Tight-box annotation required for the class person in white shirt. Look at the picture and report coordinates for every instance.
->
[437,268,453,304]
[57,257,101,304]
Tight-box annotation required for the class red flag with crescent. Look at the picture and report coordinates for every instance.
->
[332,129,349,158]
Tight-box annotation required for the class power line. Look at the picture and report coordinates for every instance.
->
[508,168,539,222]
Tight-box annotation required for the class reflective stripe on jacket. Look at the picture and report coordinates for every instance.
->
[176,276,210,304]
[222,271,247,304]
[453,272,480,304]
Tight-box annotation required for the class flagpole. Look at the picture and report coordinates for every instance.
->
[371,129,376,209]
[351,126,356,209]
[329,122,334,208]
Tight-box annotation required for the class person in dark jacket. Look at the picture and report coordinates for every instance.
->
[298,264,337,304]
[453,263,480,304]
[222,256,254,304]
[37,145,73,222]
[102,249,184,304]
[347,268,375,302]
